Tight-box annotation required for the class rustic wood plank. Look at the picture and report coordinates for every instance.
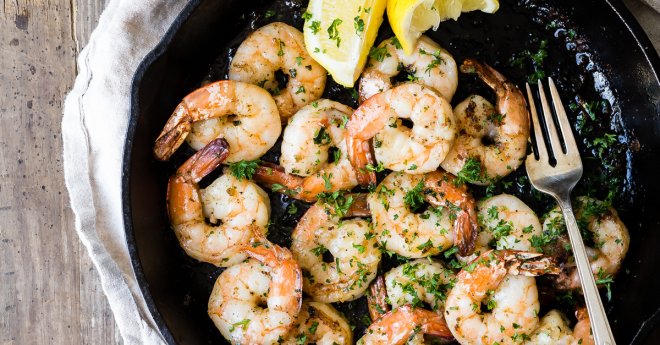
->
[0,0,119,344]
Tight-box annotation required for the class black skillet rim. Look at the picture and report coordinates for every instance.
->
[121,0,660,344]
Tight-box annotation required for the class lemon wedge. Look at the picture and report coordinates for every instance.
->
[303,0,387,87]
[387,0,499,55]
[462,0,499,13]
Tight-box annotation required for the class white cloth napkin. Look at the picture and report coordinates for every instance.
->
[643,0,660,12]
[62,0,191,343]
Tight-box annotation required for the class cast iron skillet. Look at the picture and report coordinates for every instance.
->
[123,0,660,343]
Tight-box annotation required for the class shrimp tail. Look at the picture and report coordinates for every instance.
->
[460,58,529,115]
[455,209,478,256]
[490,250,561,276]
[367,276,390,321]
[460,59,508,94]
[174,138,230,183]
[346,134,377,186]
[346,193,371,217]
[424,171,478,256]
[154,103,193,161]
[253,162,314,201]
[459,250,560,300]
[574,306,595,345]
[367,305,454,344]
[500,250,562,276]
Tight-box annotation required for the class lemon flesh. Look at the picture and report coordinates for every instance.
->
[303,0,387,87]
[388,0,499,55]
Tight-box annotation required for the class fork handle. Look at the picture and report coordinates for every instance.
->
[557,195,616,345]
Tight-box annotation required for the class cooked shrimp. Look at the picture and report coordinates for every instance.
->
[545,197,630,290]
[280,300,353,345]
[201,172,270,229]
[359,36,458,103]
[167,139,270,266]
[154,80,281,162]
[470,194,544,259]
[346,83,457,185]
[208,231,302,345]
[440,59,530,185]
[384,259,456,312]
[252,100,358,202]
[229,22,326,119]
[445,250,560,345]
[368,171,478,258]
[528,308,593,345]
[357,305,454,345]
[290,194,381,303]
[366,259,456,344]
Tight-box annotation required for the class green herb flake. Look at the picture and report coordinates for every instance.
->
[229,319,250,332]
[354,16,365,34]
[327,18,343,47]
[228,160,261,180]
[369,46,391,62]
[404,180,425,212]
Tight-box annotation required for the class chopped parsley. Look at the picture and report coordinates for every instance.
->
[455,157,487,185]
[313,127,332,145]
[311,244,328,256]
[327,18,343,47]
[424,50,445,74]
[404,180,425,212]
[310,20,321,34]
[596,268,614,302]
[229,319,250,332]
[390,37,402,50]
[287,203,298,215]
[308,321,319,334]
[228,159,260,180]
[365,161,385,172]
[368,46,391,62]
[352,243,366,253]
[317,190,354,218]
[354,16,365,34]
[264,10,276,19]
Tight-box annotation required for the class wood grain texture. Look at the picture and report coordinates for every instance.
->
[0,0,657,344]
[0,0,119,344]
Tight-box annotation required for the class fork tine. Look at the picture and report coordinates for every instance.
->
[525,83,548,162]
[548,78,580,160]
[537,81,564,156]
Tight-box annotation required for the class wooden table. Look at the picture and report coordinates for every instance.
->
[0,1,657,344]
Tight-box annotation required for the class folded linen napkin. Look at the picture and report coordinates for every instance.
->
[62,0,193,343]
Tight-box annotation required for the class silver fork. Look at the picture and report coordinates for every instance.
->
[525,78,615,345]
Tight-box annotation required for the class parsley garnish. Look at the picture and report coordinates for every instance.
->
[311,244,328,256]
[310,21,321,34]
[264,10,276,19]
[228,160,260,180]
[404,180,425,212]
[369,46,391,62]
[229,319,250,332]
[354,16,365,34]
[455,157,487,185]
[317,191,354,218]
[313,127,332,145]
[327,18,343,47]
